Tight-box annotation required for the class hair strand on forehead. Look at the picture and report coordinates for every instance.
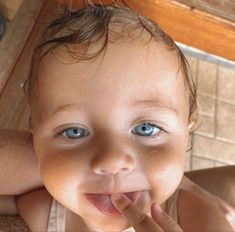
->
[23,2,198,130]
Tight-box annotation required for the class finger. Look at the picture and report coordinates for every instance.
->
[111,193,163,232]
[151,203,183,232]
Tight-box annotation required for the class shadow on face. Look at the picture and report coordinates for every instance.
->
[31,39,190,231]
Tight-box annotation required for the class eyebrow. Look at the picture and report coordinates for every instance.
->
[41,104,83,124]
[41,99,177,125]
[130,99,177,114]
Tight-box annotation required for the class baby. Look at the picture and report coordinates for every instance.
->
[1,2,235,232]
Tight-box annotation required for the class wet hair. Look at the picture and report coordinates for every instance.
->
[23,1,197,128]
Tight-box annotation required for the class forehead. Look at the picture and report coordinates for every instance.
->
[32,40,187,124]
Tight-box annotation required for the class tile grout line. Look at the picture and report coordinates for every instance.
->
[193,153,234,165]
[198,112,215,117]
[216,97,235,106]
[214,64,219,139]
[190,58,199,170]
[194,132,235,145]
[214,136,235,145]
[190,134,194,170]
[213,160,216,167]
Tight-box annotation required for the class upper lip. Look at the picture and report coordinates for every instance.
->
[85,190,142,205]
[85,190,142,195]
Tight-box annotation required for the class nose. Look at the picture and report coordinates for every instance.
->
[91,148,135,175]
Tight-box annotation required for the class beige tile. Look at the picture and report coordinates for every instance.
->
[187,134,193,152]
[184,153,191,171]
[218,66,235,103]
[216,101,235,142]
[197,60,217,96]
[214,161,229,167]
[197,94,215,116]
[195,115,215,137]
[193,135,235,163]
[191,155,215,170]
[185,55,197,83]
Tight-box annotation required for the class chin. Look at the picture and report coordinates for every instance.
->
[78,190,150,231]
[83,214,131,232]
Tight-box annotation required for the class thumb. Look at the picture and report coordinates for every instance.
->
[151,203,183,232]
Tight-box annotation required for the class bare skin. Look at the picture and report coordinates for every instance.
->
[0,129,42,195]
[1,130,234,206]
[0,38,234,231]
[31,39,188,231]
[110,190,233,232]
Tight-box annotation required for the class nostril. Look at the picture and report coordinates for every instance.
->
[91,153,135,175]
[121,167,130,172]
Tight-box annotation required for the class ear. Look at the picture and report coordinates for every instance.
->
[188,120,196,132]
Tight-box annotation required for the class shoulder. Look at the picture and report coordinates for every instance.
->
[177,189,233,231]
[15,187,53,232]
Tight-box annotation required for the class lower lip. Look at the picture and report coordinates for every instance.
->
[85,191,141,216]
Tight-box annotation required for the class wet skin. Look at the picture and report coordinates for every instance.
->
[31,39,190,231]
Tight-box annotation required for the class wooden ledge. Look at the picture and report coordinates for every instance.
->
[127,0,235,61]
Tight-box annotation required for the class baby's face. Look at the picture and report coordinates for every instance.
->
[31,39,189,231]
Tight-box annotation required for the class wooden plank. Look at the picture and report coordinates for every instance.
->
[174,0,235,23]
[0,0,24,20]
[0,0,58,130]
[126,0,235,61]
[0,0,45,94]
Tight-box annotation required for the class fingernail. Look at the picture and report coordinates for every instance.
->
[153,203,163,212]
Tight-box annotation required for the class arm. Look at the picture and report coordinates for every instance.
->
[178,189,234,231]
[184,166,235,229]
[185,165,235,207]
[0,129,43,195]
[0,187,53,231]
[0,195,18,215]
[16,187,53,231]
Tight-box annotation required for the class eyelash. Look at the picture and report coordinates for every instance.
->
[56,122,165,141]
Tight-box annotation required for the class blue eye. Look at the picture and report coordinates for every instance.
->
[132,123,161,137]
[59,123,162,140]
[62,127,89,139]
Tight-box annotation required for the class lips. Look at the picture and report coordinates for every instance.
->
[85,191,141,216]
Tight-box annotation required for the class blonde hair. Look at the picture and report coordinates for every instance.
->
[24,3,197,126]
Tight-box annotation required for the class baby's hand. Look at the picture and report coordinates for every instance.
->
[111,193,182,232]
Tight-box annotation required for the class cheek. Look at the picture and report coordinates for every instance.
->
[143,142,185,204]
[33,138,87,203]
[38,151,77,200]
